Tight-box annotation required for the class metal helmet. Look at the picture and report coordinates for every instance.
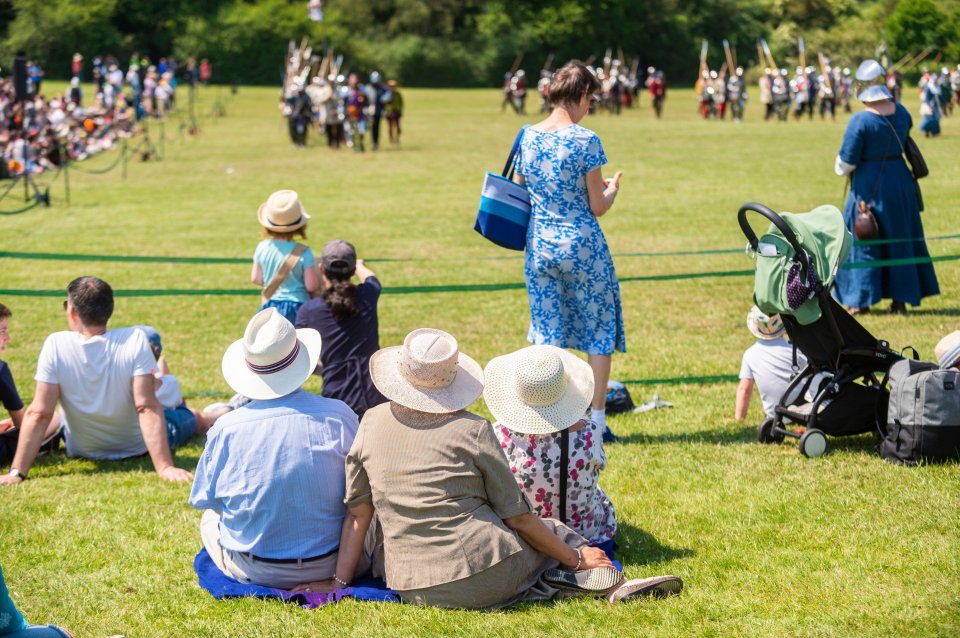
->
[370,71,381,83]
[854,59,892,102]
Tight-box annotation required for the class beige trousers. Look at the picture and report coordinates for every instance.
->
[397,518,589,610]
[200,510,374,590]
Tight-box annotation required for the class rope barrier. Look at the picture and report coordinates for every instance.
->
[1,253,956,299]
[2,232,959,266]
[64,140,133,175]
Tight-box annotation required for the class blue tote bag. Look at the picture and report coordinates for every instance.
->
[474,126,530,251]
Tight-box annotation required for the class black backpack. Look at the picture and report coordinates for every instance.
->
[882,358,960,465]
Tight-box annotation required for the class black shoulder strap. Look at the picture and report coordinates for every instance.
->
[559,426,569,525]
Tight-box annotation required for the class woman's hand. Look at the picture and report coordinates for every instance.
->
[576,546,614,571]
[605,170,623,193]
[291,579,338,594]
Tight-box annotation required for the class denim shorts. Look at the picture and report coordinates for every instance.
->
[259,300,303,326]
[165,405,198,449]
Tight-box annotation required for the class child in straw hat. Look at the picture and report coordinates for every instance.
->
[251,190,320,324]
[735,306,806,421]
[485,345,617,546]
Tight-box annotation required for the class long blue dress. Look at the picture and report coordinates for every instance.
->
[919,82,941,136]
[835,104,940,308]
[516,124,626,355]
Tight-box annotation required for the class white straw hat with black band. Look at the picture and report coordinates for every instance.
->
[483,345,594,435]
[257,189,310,233]
[369,328,484,414]
[221,308,322,400]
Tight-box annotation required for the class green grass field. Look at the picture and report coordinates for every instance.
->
[1,85,958,637]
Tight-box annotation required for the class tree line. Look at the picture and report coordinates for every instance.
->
[1,0,958,87]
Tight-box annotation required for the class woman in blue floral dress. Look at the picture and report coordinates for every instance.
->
[513,61,624,431]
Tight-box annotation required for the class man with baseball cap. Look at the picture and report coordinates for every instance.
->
[189,308,368,588]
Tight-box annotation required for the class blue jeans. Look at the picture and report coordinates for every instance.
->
[165,405,198,449]
[259,300,303,326]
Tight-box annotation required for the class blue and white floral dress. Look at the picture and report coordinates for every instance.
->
[515,124,626,355]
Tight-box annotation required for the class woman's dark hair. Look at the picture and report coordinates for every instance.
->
[321,271,360,321]
[548,60,601,108]
[67,276,114,326]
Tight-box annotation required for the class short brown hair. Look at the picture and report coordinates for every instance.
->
[548,60,601,108]
[263,228,307,241]
[0,303,10,320]
[67,276,114,327]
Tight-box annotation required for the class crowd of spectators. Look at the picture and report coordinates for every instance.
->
[0,52,206,181]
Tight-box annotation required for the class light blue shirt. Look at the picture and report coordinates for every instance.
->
[189,389,358,559]
[253,239,316,303]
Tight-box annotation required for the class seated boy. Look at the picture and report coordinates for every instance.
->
[135,326,226,443]
[735,307,806,421]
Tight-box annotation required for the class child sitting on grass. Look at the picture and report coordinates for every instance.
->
[735,306,807,421]
[136,326,225,443]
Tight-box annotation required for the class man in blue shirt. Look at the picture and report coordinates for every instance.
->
[189,308,367,589]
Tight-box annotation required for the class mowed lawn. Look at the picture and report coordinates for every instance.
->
[1,85,958,637]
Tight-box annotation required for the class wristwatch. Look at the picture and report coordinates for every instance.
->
[7,468,27,480]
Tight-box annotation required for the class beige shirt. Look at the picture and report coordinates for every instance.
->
[345,402,532,591]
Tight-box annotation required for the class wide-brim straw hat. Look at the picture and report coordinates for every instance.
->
[747,306,786,340]
[222,308,322,400]
[935,331,960,369]
[483,345,594,435]
[369,328,483,414]
[257,189,310,233]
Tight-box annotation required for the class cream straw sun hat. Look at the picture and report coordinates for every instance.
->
[369,328,484,413]
[257,189,310,233]
[221,308,322,400]
[483,345,594,435]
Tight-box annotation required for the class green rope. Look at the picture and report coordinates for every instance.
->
[1,252,955,298]
[2,232,959,266]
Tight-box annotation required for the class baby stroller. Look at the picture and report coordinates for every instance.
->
[738,202,904,457]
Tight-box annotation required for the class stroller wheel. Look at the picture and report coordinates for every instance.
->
[799,428,828,458]
[757,417,784,444]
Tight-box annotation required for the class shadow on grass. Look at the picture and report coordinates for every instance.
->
[610,422,883,459]
[615,522,695,566]
[612,423,757,447]
[28,439,203,477]
[899,308,960,317]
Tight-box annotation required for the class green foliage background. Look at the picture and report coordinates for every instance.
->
[2,0,960,86]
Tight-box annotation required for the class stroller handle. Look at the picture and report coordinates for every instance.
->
[738,202,805,258]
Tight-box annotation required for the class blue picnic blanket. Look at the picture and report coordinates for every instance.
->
[193,549,399,608]
[194,540,620,608]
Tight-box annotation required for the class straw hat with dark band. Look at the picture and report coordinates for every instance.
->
[257,189,310,233]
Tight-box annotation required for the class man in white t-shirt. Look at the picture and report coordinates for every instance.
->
[735,306,807,420]
[0,277,192,485]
